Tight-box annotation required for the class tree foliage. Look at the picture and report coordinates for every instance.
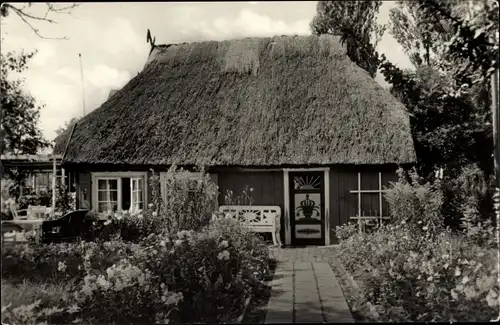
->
[311,0,385,78]
[380,0,498,179]
[55,117,79,137]
[1,50,50,155]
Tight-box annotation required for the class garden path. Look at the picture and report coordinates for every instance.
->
[264,246,354,323]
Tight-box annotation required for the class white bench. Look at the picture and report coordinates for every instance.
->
[216,205,282,247]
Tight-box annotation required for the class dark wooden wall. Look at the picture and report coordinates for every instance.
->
[329,167,399,244]
[76,172,91,210]
[217,171,284,241]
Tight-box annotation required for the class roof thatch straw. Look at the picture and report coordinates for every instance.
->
[54,35,416,166]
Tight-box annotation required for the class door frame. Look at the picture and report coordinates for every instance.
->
[283,168,330,246]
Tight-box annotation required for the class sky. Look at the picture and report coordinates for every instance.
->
[1,1,413,145]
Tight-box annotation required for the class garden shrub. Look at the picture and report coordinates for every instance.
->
[86,166,219,243]
[151,166,219,233]
[384,168,444,235]
[336,168,499,322]
[18,193,52,210]
[53,181,75,217]
[1,219,272,324]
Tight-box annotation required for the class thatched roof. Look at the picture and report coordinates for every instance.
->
[54,35,416,166]
[108,89,118,99]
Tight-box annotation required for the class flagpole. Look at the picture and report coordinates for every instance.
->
[490,31,500,316]
[79,53,86,116]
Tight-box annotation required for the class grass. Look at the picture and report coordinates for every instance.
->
[1,278,75,310]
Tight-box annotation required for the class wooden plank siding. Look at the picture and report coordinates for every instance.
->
[217,171,284,242]
[329,168,399,244]
[76,172,92,210]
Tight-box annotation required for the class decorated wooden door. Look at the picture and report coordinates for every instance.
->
[289,171,325,245]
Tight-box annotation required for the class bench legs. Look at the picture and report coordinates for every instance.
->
[272,230,282,247]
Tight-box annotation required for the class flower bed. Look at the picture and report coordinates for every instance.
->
[334,168,499,322]
[1,218,272,324]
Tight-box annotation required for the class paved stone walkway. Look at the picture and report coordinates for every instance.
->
[265,247,354,323]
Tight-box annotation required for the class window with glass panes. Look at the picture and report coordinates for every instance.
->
[92,173,147,214]
[130,177,144,212]
[97,178,119,213]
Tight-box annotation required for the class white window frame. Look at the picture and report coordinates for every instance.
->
[96,177,120,213]
[91,172,148,214]
[349,172,390,233]
[130,177,145,213]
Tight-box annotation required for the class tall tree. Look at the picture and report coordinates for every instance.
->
[380,0,498,179]
[1,50,50,155]
[310,0,385,78]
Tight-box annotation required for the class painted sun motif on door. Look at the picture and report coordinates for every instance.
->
[293,175,321,190]
[294,193,321,220]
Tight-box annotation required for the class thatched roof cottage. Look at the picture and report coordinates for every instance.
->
[54,35,416,245]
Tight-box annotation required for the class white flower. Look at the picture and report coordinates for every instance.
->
[160,240,166,247]
[96,276,110,291]
[464,285,478,300]
[163,292,183,305]
[422,226,429,231]
[57,261,67,272]
[152,211,158,217]
[148,203,154,208]
[217,250,230,261]
[138,214,143,220]
[67,304,80,314]
[104,220,112,226]
[486,289,499,307]
[174,239,183,246]
[218,240,229,249]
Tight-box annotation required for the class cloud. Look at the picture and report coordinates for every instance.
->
[32,42,56,67]
[86,65,130,89]
[1,2,415,144]
[176,8,310,41]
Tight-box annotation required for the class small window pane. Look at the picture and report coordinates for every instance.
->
[108,180,118,190]
[109,190,118,202]
[98,190,108,201]
[98,179,107,190]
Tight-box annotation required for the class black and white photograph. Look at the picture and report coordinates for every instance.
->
[1,1,499,323]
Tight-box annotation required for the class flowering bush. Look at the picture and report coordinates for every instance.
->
[151,166,219,233]
[336,168,499,322]
[18,193,52,210]
[1,218,272,324]
[384,168,444,235]
[84,166,219,243]
[53,181,75,217]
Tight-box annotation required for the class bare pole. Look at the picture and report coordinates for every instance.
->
[52,155,56,218]
[491,31,500,316]
[79,53,86,116]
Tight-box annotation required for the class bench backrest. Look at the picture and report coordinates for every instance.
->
[218,205,281,228]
